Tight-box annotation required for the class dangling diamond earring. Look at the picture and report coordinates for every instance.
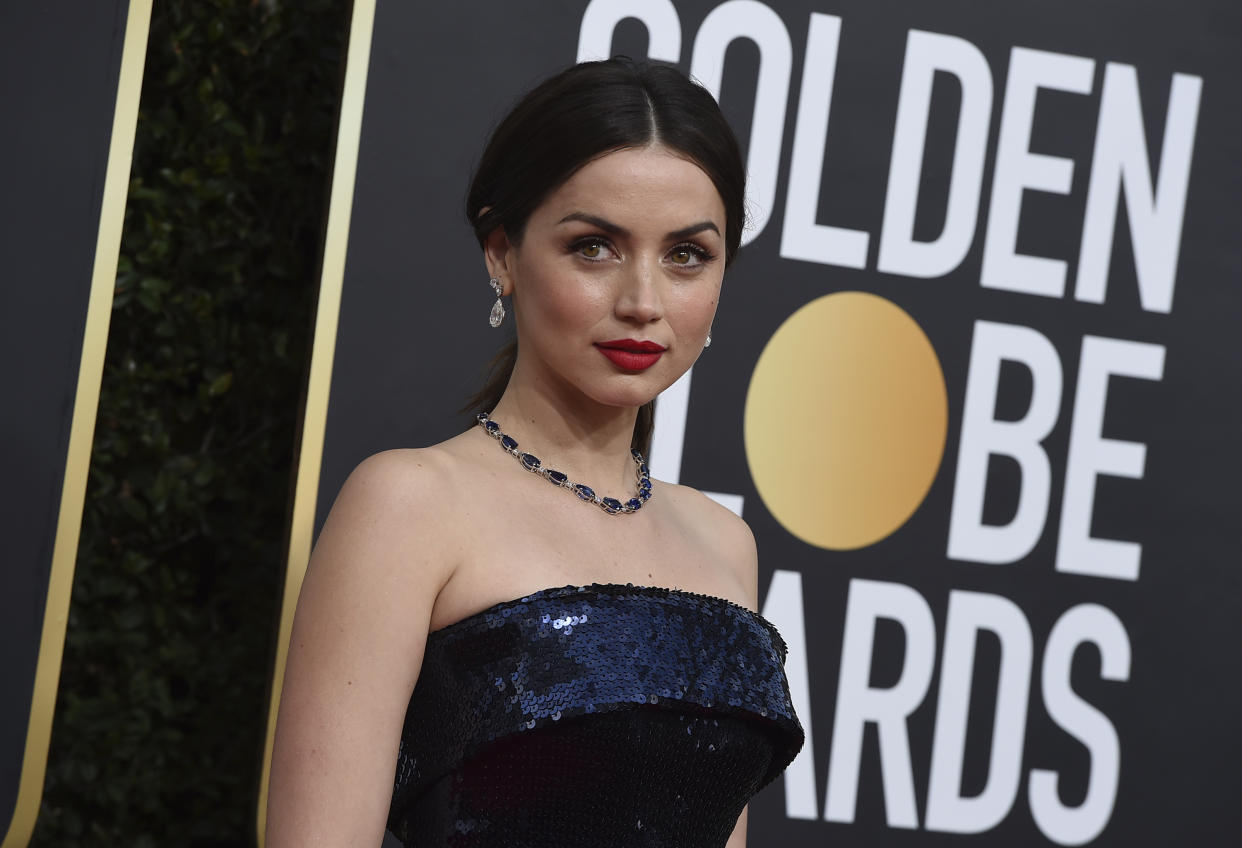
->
[704,327,712,348]
[488,277,505,328]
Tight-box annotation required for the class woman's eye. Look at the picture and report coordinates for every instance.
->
[668,244,712,268]
[573,238,613,260]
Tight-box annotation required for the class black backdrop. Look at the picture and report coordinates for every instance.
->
[280,1,1242,844]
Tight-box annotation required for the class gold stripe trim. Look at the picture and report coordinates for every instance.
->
[255,1,378,844]
[1,1,153,845]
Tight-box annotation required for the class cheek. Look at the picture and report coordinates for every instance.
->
[670,284,721,330]
[521,269,609,330]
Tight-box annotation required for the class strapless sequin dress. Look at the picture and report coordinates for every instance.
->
[387,583,804,847]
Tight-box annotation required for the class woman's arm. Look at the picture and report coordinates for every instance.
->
[726,805,748,848]
[265,451,454,847]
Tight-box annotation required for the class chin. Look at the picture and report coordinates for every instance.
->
[585,376,668,410]
[621,380,687,408]
[593,389,662,410]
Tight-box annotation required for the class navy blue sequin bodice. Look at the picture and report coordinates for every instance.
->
[387,583,804,847]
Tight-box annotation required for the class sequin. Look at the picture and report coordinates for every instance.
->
[388,583,804,846]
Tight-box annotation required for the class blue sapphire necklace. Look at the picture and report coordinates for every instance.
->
[476,411,653,515]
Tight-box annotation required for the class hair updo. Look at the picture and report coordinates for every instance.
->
[465,57,746,454]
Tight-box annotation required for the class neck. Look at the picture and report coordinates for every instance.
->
[487,367,644,494]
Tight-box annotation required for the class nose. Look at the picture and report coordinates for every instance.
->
[614,256,663,324]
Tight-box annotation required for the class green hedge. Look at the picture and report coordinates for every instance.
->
[31,1,347,844]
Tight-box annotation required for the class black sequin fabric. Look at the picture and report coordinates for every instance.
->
[388,583,805,847]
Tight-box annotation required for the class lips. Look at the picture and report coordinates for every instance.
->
[595,339,667,371]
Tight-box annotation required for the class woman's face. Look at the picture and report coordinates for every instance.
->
[488,144,727,411]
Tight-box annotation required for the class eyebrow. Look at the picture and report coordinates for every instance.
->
[557,212,720,241]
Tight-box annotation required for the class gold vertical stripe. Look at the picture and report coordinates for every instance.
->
[0,1,153,846]
[255,1,378,845]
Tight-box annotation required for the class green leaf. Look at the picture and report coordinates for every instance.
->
[207,371,233,396]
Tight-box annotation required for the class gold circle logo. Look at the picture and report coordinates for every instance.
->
[744,292,948,550]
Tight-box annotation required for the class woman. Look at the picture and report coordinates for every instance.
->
[267,57,803,847]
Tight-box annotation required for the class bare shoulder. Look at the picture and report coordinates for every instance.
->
[318,446,464,560]
[330,446,462,514]
[658,481,759,608]
[304,444,477,636]
[662,482,755,552]
[332,445,460,516]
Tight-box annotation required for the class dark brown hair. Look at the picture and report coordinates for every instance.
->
[464,57,746,455]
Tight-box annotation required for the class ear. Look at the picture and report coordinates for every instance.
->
[482,223,516,295]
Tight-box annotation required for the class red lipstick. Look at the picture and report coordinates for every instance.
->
[595,339,667,371]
